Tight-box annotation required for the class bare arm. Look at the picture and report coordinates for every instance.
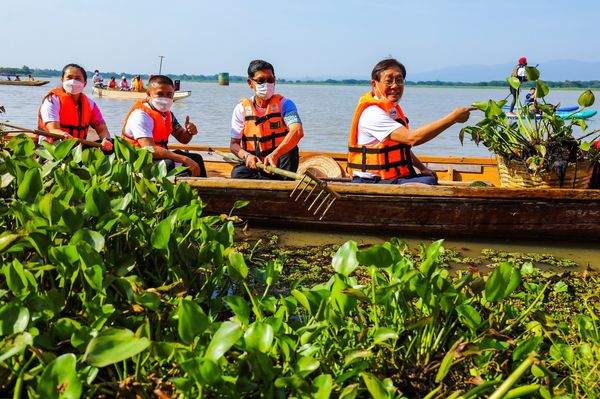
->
[171,116,197,144]
[389,107,475,146]
[263,122,304,168]
[137,137,200,176]
[410,151,437,177]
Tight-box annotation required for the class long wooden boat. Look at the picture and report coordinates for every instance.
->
[92,87,191,101]
[173,145,600,241]
[0,80,49,86]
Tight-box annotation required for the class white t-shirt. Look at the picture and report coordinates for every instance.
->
[123,103,162,140]
[353,102,405,178]
[39,94,105,126]
[517,66,526,78]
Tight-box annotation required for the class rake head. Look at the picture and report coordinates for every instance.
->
[290,170,341,220]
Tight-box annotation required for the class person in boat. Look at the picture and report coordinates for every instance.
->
[92,70,103,87]
[14,75,21,82]
[108,76,117,89]
[131,75,144,92]
[119,76,130,91]
[6,76,11,81]
[28,74,34,81]
[229,59,304,180]
[508,57,528,116]
[37,63,113,151]
[122,75,206,177]
[525,87,536,106]
[348,58,474,185]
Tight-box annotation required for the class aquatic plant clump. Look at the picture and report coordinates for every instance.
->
[0,134,598,398]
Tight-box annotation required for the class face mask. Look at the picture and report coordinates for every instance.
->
[151,97,173,113]
[255,82,275,100]
[63,79,85,95]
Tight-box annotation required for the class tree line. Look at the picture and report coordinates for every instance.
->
[2,65,600,88]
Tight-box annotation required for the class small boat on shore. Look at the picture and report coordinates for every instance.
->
[0,80,49,86]
[173,145,600,242]
[92,87,191,101]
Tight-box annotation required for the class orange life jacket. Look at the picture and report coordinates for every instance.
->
[347,92,414,179]
[121,101,172,148]
[37,88,93,140]
[240,94,288,158]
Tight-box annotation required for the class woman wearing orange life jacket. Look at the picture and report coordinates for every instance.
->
[37,63,113,151]
[348,58,475,185]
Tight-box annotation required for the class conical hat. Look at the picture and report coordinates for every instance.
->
[297,154,345,178]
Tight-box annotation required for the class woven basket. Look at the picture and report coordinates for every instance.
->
[497,157,594,189]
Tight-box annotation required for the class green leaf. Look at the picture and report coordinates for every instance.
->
[37,353,82,399]
[227,251,248,280]
[361,372,391,399]
[344,349,372,368]
[525,66,540,81]
[232,200,250,210]
[485,262,521,302]
[0,232,21,253]
[296,355,320,377]
[177,300,209,345]
[38,193,66,224]
[536,80,549,98]
[578,89,595,107]
[53,139,78,161]
[151,218,171,250]
[513,336,543,362]
[17,167,42,202]
[0,332,33,363]
[372,327,398,345]
[84,187,111,217]
[244,321,274,353]
[357,245,393,268]
[223,295,250,326]
[204,321,243,361]
[507,77,521,90]
[549,343,574,363]
[332,240,359,276]
[83,328,150,367]
[71,229,105,253]
[312,374,333,399]
[456,304,482,332]
[0,303,29,336]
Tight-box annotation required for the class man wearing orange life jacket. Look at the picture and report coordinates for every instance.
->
[38,63,113,151]
[122,75,206,177]
[348,58,475,185]
[229,60,304,180]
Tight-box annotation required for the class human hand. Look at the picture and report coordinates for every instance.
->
[452,106,477,123]
[184,116,198,136]
[63,132,74,140]
[263,153,280,172]
[100,138,113,151]
[420,167,438,178]
[182,156,201,177]
[245,153,259,169]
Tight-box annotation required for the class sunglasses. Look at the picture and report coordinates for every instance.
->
[251,77,275,85]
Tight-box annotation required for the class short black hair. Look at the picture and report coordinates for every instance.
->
[62,63,87,82]
[148,75,174,87]
[371,59,407,81]
[248,60,275,78]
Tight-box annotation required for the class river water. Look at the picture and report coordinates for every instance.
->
[2,79,599,268]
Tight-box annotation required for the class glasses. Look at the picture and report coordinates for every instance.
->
[380,77,405,87]
[251,77,275,84]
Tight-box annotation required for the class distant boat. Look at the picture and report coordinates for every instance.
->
[502,104,579,112]
[507,109,597,120]
[92,87,191,101]
[0,80,49,86]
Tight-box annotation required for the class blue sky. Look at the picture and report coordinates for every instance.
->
[3,0,599,79]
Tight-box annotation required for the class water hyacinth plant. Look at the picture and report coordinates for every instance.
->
[460,66,600,178]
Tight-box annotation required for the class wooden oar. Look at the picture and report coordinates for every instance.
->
[0,122,102,148]
[209,148,341,220]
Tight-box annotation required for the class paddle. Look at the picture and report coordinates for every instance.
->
[0,122,102,148]
[209,148,341,220]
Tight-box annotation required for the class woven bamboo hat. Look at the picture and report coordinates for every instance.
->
[297,154,345,178]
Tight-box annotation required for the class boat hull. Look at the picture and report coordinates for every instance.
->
[92,87,191,101]
[179,177,600,241]
[0,80,49,86]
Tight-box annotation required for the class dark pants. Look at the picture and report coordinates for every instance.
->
[509,86,520,113]
[158,150,207,177]
[352,174,438,185]
[591,163,600,189]
[231,147,299,180]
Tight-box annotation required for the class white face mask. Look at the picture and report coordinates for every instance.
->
[151,97,173,113]
[255,82,275,100]
[63,79,85,95]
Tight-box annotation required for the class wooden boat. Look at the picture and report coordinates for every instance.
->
[92,87,191,101]
[0,80,49,86]
[173,146,600,241]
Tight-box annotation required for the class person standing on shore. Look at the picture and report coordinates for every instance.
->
[228,59,304,180]
[37,63,113,151]
[347,58,475,185]
[508,57,528,116]
[122,75,206,177]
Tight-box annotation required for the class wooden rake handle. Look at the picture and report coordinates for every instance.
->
[0,122,102,148]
